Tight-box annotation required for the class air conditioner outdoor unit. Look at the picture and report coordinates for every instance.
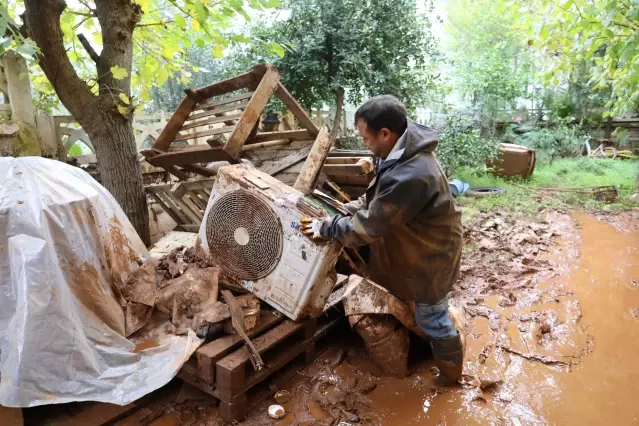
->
[197,164,343,321]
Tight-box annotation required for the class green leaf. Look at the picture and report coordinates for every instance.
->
[270,41,285,58]
[110,65,128,80]
[174,14,186,29]
[119,93,130,104]
[212,43,224,58]
[157,67,169,86]
[16,41,38,59]
[117,105,130,116]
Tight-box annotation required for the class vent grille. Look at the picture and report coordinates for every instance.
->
[205,189,283,280]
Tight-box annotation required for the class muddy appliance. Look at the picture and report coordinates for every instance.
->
[197,164,343,321]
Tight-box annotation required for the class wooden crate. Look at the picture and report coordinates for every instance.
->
[178,308,344,423]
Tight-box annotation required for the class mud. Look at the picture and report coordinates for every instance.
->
[244,210,639,425]
[40,210,637,426]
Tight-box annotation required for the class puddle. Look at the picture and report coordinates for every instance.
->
[248,212,639,425]
[133,339,160,353]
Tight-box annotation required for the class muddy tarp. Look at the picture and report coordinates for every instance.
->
[0,157,201,407]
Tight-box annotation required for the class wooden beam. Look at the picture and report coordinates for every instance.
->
[223,66,280,159]
[194,65,266,99]
[186,102,249,122]
[322,163,371,176]
[153,96,197,151]
[197,91,255,111]
[181,164,216,177]
[253,129,311,142]
[173,125,235,142]
[275,83,319,137]
[241,139,290,152]
[146,147,234,168]
[294,127,332,194]
[262,145,312,176]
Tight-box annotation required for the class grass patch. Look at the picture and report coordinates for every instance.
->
[454,158,639,215]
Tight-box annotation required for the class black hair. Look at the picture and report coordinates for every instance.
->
[354,95,408,135]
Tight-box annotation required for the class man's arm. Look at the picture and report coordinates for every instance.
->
[343,195,366,214]
[319,155,439,247]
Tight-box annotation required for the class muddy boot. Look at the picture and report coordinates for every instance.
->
[431,306,466,385]
[353,314,409,378]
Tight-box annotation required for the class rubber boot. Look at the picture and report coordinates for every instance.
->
[353,314,409,378]
[430,306,466,384]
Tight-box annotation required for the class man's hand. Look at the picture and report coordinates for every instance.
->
[300,217,326,241]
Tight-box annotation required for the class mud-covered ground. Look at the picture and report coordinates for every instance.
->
[23,210,639,426]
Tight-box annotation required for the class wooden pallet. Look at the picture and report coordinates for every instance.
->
[178,308,344,423]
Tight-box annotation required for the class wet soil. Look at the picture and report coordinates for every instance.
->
[244,210,639,425]
[24,211,639,426]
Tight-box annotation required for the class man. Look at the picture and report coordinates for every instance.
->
[301,95,464,382]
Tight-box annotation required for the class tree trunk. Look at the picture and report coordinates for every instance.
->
[331,87,345,140]
[22,0,150,246]
[88,109,150,245]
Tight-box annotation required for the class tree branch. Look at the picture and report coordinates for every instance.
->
[136,20,174,28]
[22,0,97,125]
[77,33,100,63]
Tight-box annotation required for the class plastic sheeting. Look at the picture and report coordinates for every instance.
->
[0,157,202,407]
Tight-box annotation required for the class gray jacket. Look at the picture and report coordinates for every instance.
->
[320,119,462,304]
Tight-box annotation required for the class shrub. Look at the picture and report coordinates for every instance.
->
[435,114,500,176]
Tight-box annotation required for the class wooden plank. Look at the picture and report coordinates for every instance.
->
[215,320,304,400]
[195,312,284,383]
[173,125,235,143]
[144,183,173,194]
[261,145,313,176]
[224,66,281,159]
[294,127,332,194]
[325,156,368,164]
[153,96,197,151]
[254,129,310,142]
[172,179,215,198]
[241,139,290,152]
[322,163,370,176]
[198,91,255,111]
[146,147,234,168]
[181,164,216,177]
[186,102,249,122]
[275,83,319,137]
[195,65,267,99]
[180,113,243,131]
[156,192,191,225]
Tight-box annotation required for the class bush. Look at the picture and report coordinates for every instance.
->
[435,114,500,176]
[517,120,587,163]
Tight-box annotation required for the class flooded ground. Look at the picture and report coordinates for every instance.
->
[23,211,639,425]
[242,211,639,425]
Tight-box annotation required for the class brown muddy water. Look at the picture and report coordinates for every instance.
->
[244,212,639,426]
[99,211,639,426]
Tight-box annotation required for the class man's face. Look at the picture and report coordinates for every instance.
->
[357,119,395,158]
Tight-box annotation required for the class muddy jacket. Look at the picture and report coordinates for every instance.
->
[320,119,462,304]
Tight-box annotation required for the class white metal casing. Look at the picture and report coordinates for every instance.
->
[198,164,342,321]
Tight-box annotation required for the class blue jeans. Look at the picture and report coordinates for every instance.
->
[415,297,458,339]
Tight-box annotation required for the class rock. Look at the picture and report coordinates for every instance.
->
[629,193,639,202]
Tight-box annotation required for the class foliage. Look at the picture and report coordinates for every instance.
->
[507,120,589,163]
[445,0,532,119]
[457,158,639,215]
[232,0,440,113]
[519,0,639,116]
[1,0,282,111]
[435,114,500,177]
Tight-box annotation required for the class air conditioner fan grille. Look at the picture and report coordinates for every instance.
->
[205,189,283,280]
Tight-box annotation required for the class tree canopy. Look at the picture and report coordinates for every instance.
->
[519,0,639,117]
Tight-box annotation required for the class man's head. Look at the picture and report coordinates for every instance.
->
[354,95,408,158]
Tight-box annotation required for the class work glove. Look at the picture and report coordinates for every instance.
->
[300,217,327,241]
